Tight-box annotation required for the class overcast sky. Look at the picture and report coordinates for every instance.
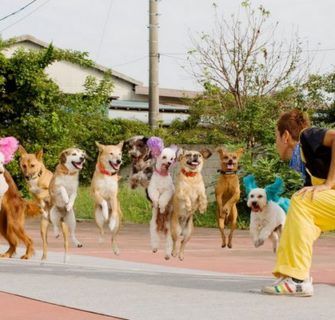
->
[1,0,335,91]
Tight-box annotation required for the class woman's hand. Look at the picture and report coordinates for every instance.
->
[295,184,331,200]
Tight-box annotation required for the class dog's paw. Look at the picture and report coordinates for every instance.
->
[254,239,264,248]
[65,203,73,212]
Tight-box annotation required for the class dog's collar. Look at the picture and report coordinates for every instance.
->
[181,168,198,177]
[154,168,169,176]
[217,169,238,175]
[97,162,117,176]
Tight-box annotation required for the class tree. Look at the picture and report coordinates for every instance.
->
[188,1,305,111]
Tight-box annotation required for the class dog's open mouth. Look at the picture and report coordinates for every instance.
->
[187,160,200,170]
[251,204,262,212]
[109,161,120,171]
[226,163,235,170]
[160,163,170,174]
[72,161,83,170]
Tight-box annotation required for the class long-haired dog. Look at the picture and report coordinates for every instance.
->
[0,137,40,259]
[123,136,153,190]
[47,147,86,261]
[215,147,243,248]
[147,137,177,259]
[171,148,212,260]
[243,175,289,253]
[91,141,123,255]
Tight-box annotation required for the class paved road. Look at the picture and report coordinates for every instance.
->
[0,219,334,319]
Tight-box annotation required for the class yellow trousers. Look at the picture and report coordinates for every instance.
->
[273,189,335,280]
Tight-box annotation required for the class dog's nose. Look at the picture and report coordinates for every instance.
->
[79,156,85,161]
[193,155,199,161]
[228,159,233,164]
[251,201,258,206]
[116,159,121,164]
[25,175,29,179]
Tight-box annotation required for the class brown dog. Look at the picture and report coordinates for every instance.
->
[0,171,40,259]
[18,145,54,260]
[215,147,243,248]
[171,148,212,260]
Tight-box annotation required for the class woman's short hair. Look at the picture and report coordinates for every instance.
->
[277,109,310,141]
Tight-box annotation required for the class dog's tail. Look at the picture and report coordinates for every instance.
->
[25,200,41,217]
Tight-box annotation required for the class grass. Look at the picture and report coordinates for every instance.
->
[74,184,250,229]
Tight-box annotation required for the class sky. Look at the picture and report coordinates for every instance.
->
[1,0,335,91]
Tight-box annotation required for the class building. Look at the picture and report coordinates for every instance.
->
[4,35,200,124]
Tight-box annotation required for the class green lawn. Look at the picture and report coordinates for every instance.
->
[74,184,249,229]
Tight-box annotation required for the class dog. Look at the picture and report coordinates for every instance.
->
[18,146,53,219]
[147,138,177,259]
[243,175,288,253]
[215,147,243,249]
[0,171,41,259]
[171,148,212,260]
[123,136,153,190]
[47,147,86,261]
[91,141,123,255]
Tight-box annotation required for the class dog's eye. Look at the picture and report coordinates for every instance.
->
[23,164,27,169]
[162,156,167,159]
[250,194,254,198]
[224,156,229,160]
[72,153,77,156]
[110,153,114,156]
[233,156,237,160]
[199,154,202,158]
[258,195,263,198]
[31,164,35,168]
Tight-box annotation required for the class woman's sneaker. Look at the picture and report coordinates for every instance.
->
[261,277,313,297]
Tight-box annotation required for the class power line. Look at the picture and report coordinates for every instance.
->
[0,0,39,23]
[0,0,52,33]
[96,0,114,60]
[111,55,148,67]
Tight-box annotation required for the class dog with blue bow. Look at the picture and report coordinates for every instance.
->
[243,175,290,253]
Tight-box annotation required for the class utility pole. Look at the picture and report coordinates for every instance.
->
[148,0,159,129]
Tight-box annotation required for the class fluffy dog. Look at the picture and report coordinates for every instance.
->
[215,147,243,248]
[147,137,177,259]
[243,175,288,253]
[47,147,86,261]
[123,136,153,190]
[18,146,53,219]
[171,148,212,260]
[91,141,123,255]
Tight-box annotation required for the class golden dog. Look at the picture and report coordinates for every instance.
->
[91,141,123,255]
[171,148,212,260]
[215,147,243,248]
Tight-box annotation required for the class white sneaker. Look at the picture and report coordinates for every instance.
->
[261,277,313,297]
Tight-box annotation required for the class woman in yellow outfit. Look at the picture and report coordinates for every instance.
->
[262,109,335,297]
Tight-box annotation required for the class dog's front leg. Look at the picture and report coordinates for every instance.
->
[59,186,70,208]
[159,189,174,213]
[198,191,208,214]
[255,224,274,248]
[108,193,119,231]
[66,192,77,212]
[93,190,108,221]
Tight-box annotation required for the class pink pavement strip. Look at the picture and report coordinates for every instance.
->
[0,292,122,320]
[23,217,335,285]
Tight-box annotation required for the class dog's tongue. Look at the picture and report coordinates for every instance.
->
[227,164,234,170]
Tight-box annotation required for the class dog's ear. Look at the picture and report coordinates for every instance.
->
[200,148,212,159]
[117,141,124,149]
[95,141,104,153]
[18,145,27,156]
[35,149,43,161]
[142,136,149,144]
[176,148,184,161]
[59,150,69,164]
[215,146,227,159]
[236,148,244,158]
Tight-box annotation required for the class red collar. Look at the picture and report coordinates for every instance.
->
[181,168,198,177]
[97,162,117,176]
[154,168,169,176]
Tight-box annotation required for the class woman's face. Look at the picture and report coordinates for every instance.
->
[275,129,294,160]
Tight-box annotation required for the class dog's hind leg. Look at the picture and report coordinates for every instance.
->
[60,221,69,263]
[270,231,279,253]
[227,205,238,249]
[109,215,120,255]
[64,209,82,248]
[150,207,160,253]
[40,217,49,260]
[217,211,227,248]
[164,221,173,260]
[50,206,61,238]
[0,225,18,258]
[94,206,105,243]
[14,224,34,259]
[179,216,193,261]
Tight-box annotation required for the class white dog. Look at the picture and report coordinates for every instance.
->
[147,138,177,259]
[244,176,288,253]
[49,147,86,260]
